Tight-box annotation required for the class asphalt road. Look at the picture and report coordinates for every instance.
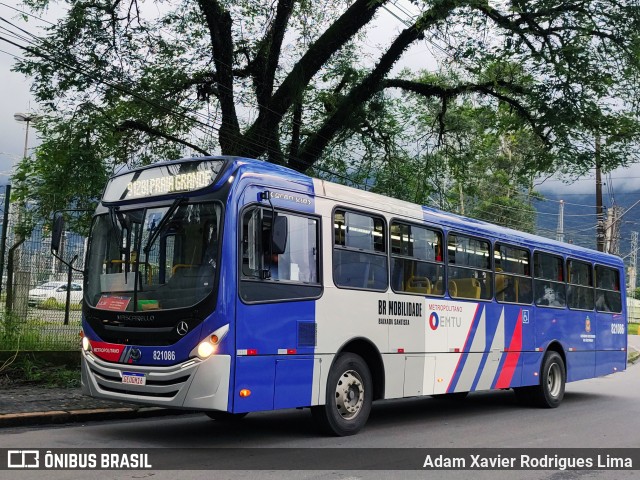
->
[1,361,639,480]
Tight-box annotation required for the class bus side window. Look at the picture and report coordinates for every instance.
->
[333,209,387,291]
[595,265,622,313]
[390,221,443,296]
[534,252,566,308]
[494,243,532,305]
[567,259,594,310]
[447,233,492,300]
[239,205,322,303]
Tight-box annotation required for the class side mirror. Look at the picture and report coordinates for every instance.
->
[271,215,288,255]
[51,214,64,254]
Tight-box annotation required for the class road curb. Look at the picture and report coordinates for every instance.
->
[0,407,192,429]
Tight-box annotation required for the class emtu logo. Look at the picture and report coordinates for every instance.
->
[429,312,440,330]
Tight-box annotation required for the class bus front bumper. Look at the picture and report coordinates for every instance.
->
[81,350,230,411]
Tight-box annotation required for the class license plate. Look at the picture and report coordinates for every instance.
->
[122,372,146,385]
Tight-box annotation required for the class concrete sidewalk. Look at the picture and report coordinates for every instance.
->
[0,386,191,428]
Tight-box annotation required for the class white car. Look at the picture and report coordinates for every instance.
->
[28,281,83,306]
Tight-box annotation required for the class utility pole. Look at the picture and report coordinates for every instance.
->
[604,208,613,253]
[595,134,605,252]
[7,113,39,315]
[609,206,623,255]
[0,184,10,295]
[556,200,565,242]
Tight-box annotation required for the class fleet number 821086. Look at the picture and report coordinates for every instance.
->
[153,350,176,361]
[611,323,625,334]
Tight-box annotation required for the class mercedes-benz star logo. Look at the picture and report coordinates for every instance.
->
[176,321,189,336]
[130,348,141,361]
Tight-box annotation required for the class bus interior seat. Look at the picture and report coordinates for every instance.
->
[452,278,481,299]
[448,280,458,298]
[495,274,507,301]
[406,276,431,294]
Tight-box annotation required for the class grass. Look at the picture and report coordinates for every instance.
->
[1,311,81,351]
[0,353,80,388]
[628,323,640,335]
[37,298,82,311]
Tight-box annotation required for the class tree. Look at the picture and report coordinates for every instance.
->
[311,75,544,232]
[12,0,640,221]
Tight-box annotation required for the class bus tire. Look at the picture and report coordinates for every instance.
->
[532,351,565,408]
[311,353,372,436]
[205,411,248,422]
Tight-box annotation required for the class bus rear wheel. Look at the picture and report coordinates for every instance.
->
[532,351,566,408]
[311,353,372,436]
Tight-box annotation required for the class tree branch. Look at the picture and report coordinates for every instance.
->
[253,0,296,107]
[196,0,240,154]
[292,0,460,172]
[118,120,211,155]
[382,78,548,145]
[241,0,388,158]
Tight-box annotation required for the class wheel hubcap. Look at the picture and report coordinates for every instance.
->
[547,362,562,398]
[335,370,364,420]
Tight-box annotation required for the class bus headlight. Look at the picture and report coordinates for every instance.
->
[197,341,216,358]
[191,324,229,360]
[82,336,91,352]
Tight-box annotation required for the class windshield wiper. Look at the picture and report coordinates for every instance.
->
[143,197,186,255]
[107,206,122,242]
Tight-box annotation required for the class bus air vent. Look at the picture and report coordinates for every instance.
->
[297,322,317,347]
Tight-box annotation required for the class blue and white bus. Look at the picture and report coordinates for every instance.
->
[76,156,627,435]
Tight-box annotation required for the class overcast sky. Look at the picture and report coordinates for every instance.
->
[1,1,639,202]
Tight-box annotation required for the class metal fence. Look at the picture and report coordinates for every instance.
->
[1,188,85,351]
[627,298,640,324]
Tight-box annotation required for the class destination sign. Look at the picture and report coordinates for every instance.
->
[102,159,225,202]
[126,170,212,198]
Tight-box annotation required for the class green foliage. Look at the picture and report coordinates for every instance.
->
[1,311,22,349]
[312,75,543,230]
[0,311,81,352]
[0,354,80,388]
[10,0,640,230]
[37,298,82,311]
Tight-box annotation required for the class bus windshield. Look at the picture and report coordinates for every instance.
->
[86,202,222,311]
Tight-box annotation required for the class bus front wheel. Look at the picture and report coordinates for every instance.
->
[532,351,566,408]
[311,353,372,436]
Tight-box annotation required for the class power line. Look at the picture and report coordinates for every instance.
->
[0,2,56,26]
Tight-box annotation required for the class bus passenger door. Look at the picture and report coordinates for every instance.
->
[234,184,320,413]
